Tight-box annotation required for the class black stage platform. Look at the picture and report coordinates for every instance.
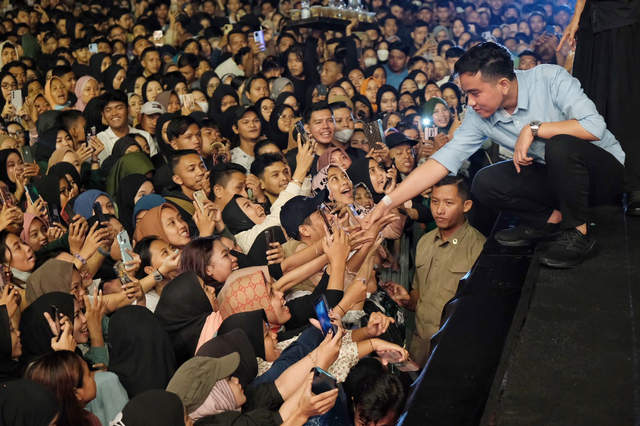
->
[400,204,639,426]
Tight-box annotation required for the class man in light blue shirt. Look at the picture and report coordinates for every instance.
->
[383,42,410,89]
[366,42,625,269]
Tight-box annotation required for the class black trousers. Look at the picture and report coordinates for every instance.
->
[471,135,624,229]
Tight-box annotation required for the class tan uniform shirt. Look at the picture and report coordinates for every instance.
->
[410,221,486,367]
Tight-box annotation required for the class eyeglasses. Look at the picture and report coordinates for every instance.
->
[1,83,17,90]
[8,131,24,138]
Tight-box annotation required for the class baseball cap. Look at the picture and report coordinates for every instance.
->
[280,189,327,240]
[166,354,240,414]
[385,131,418,149]
[229,105,259,126]
[140,101,166,115]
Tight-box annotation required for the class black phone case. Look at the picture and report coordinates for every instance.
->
[311,368,337,395]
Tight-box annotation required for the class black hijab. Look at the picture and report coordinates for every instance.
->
[0,149,20,192]
[351,94,374,122]
[154,112,180,160]
[375,85,400,115]
[266,104,293,151]
[89,53,109,83]
[120,390,185,426]
[103,64,125,92]
[0,379,59,426]
[196,328,258,388]
[245,226,286,267]
[347,157,385,203]
[34,174,64,209]
[209,84,239,121]
[108,305,177,398]
[154,271,214,365]
[275,91,295,108]
[254,96,273,131]
[18,292,74,367]
[101,136,144,177]
[48,162,82,194]
[0,306,19,383]
[200,71,218,100]
[83,96,107,134]
[221,195,255,234]
[141,78,162,103]
[34,127,61,162]
[35,110,61,138]
[116,174,151,235]
[217,310,267,360]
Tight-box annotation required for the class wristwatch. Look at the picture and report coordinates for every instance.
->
[530,120,542,138]
[153,269,164,282]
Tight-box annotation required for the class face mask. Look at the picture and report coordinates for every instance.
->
[334,128,354,143]
[418,83,426,90]
[364,57,377,68]
[377,49,389,61]
[197,101,209,113]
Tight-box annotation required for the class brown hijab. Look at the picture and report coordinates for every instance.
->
[133,203,179,245]
[25,259,74,304]
[47,147,78,173]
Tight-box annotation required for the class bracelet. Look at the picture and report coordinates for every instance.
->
[369,339,375,353]
[307,351,317,365]
[74,253,87,265]
[334,304,346,317]
[291,178,303,185]
[97,246,109,257]
[91,159,100,164]
[381,195,392,206]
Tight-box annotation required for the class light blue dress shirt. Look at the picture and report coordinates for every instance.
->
[431,64,626,174]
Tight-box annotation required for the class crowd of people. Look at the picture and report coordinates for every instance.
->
[0,0,633,423]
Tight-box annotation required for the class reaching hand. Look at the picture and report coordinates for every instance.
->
[83,287,107,337]
[266,242,285,265]
[294,133,317,179]
[380,281,411,307]
[315,326,344,370]
[558,17,579,51]
[44,313,77,352]
[68,218,89,256]
[0,285,20,318]
[159,248,181,277]
[322,226,351,266]
[193,201,216,237]
[46,225,65,242]
[364,311,395,338]
[76,144,93,163]
[295,372,339,418]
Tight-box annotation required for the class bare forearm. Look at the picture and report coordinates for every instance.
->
[273,255,328,292]
[536,119,598,141]
[327,261,346,291]
[382,159,449,211]
[281,241,323,274]
[275,351,317,400]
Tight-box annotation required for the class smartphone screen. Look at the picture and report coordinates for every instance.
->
[0,187,12,206]
[117,231,134,263]
[62,203,76,224]
[89,43,98,54]
[113,261,132,285]
[316,85,328,97]
[313,295,337,336]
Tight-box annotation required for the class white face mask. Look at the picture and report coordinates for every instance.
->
[334,128,354,143]
[377,49,389,61]
[364,57,377,68]
[417,83,426,90]
[197,101,209,113]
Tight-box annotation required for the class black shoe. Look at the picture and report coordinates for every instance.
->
[540,229,596,269]
[626,191,640,217]
[495,222,561,247]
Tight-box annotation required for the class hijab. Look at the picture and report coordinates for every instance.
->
[221,195,256,234]
[422,97,451,133]
[140,79,161,103]
[118,390,185,426]
[245,226,286,267]
[200,71,218,100]
[106,152,155,197]
[20,213,47,245]
[196,328,258,388]
[18,34,39,59]
[217,267,278,324]
[73,76,98,112]
[108,305,177,398]
[34,127,61,162]
[83,96,108,134]
[73,190,114,219]
[131,194,166,227]
[19,292,74,366]
[209,85,239,121]
[44,76,69,110]
[46,147,78,173]
[0,379,59,425]
[154,91,175,112]
[35,110,62,140]
[351,94,374,122]
[103,64,125,92]
[133,203,178,245]
[0,306,20,382]
[375,85,400,115]
[317,147,350,171]
[154,271,214,365]
[241,75,266,106]
[89,53,109,83]
[116,174,152,235]
[0,148,20,192]
[33,174,63,210]
[275,91,295,108]
[360,77,382,112]
[48,162,82,197]
[265,104,293,151]
[347,157,385,203]
[270,77,293,101]
[216,310,267,361]
[154,112,180,159]
[25,259,75,305]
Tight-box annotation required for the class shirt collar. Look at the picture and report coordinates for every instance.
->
[435,220,471,246]
[488,73,528,126]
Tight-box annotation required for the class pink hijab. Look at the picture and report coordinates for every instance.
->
[73,76,98,112]
[20,213,48,243]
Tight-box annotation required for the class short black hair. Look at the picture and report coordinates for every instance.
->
[518,49,539,60]
[101,91,128,111]
[412,20,429,31]
[353,373,405,426]
[2,61,26,73]
[381,15,397,26]
[445,46,466,60]
[453,42,515,81]
[133,236,159,280]
[434,174,470,201]
[389,41,410,57]
[436,0,449,8]
[324,59,345,75]
[178,52,199,69]
[57,110,83,134]
[250,152,286,178]
[210,162,247,195]
[52,65,73,78]
[303,101,332,124]
[169,149,202,174]
[167,115,199,141]
[254,139,281,156]
[140,47,159,62]
[329,101,351,114]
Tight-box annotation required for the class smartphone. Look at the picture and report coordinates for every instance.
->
[117,230,134,263]
[193,190,208,213]
[377,351,420,372]
[481,31,492,42]
[253,30,266,50]
[180,93,194,110]
[61,202,76,224]
[425,126,438,139]
[313,294,338,336]
[316,84,327,97]
[311,366,337,395]
[49,204,61,225]
[153,30,163,46]
[317,205,333,234]
[264,227,275,249]
[25,183,40,205]
[170,0,179,13]
[88,43,98,54]
[545,25,556,35]
[51,305,62,338]
[223,24,234,35]
[0,187,12,206]
[293,120,309,146]
[10,90,22,110]
[21,146,34,164]
[93,202,106,228]
[114,261,133,285]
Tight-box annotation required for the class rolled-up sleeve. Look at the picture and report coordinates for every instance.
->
[550,67,607,141]
[431,113,487,174]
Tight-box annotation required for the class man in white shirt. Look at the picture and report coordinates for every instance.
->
[96,91,158,162]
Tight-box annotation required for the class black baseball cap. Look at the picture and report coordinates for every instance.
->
[280,189,327,240]
[385,132,418,149]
